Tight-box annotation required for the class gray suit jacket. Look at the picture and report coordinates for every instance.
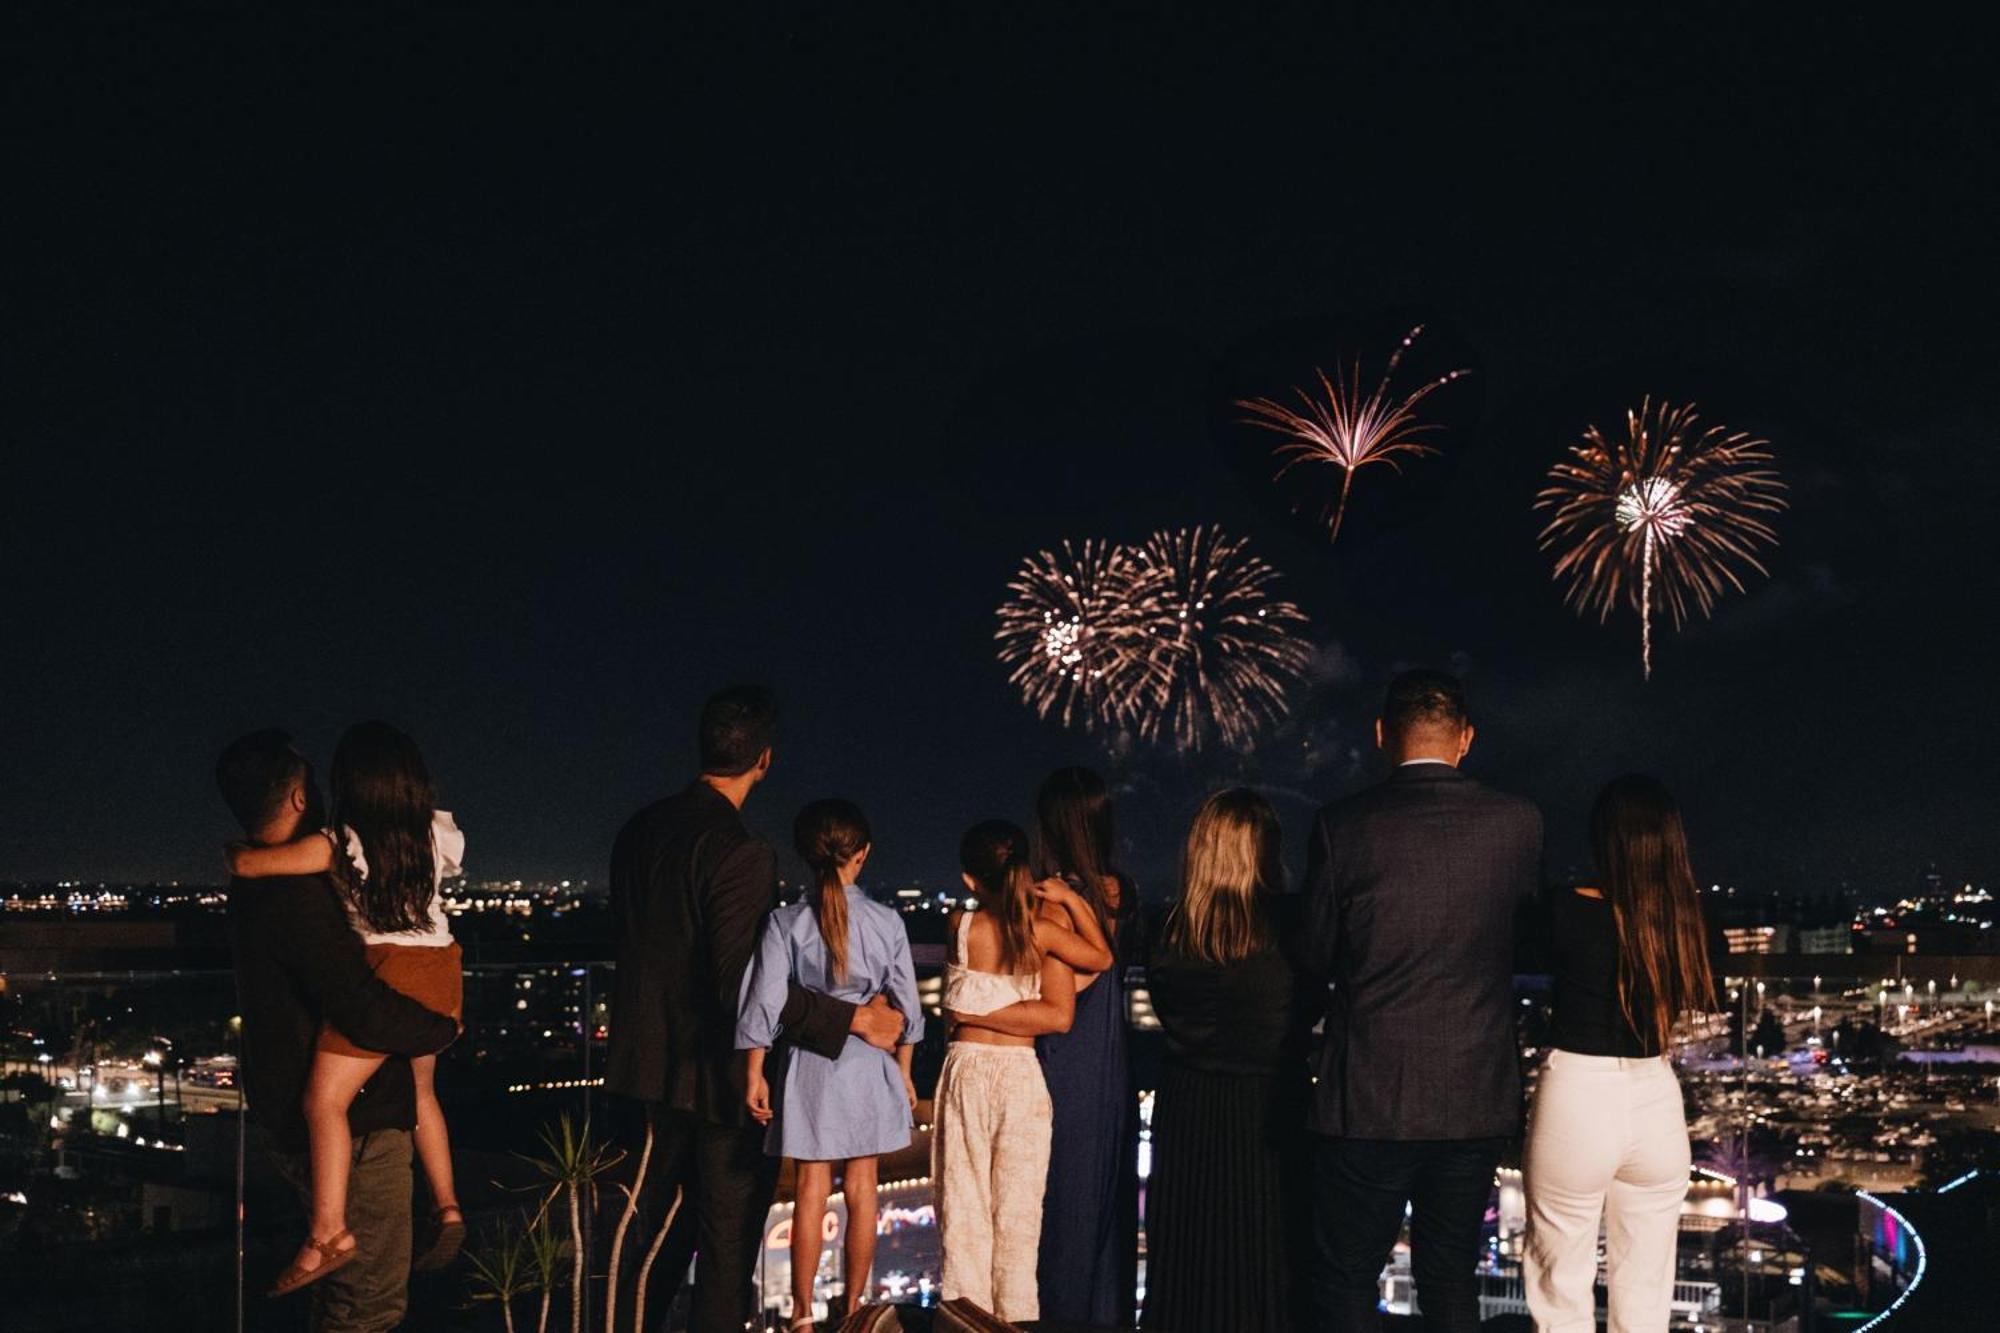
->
[1304,762,1543,1140]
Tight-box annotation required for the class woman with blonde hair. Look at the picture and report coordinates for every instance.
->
[1142,789,1317,1331]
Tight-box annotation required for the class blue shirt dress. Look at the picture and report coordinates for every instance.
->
[736,887,926,1161]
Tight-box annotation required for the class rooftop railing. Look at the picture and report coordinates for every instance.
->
[1,959,1989,1329]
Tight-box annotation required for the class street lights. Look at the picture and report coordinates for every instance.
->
[143,1048,165,1137]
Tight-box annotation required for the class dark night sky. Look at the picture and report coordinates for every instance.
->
[5,10,1996,900]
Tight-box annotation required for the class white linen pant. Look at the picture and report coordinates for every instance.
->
[931,1043,1052,1323]
[1523,1049,1690,1333]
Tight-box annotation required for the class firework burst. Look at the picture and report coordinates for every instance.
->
[1128,525,1312,752]
[1537,397,1786,678]
[993,540,1164,737]
[1236,325,1471,542]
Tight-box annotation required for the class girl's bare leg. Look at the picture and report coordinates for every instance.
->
[409,1054,459,1219]
[841,1155,879,1317]
[300,1050,388,1264]
[792,1161,833,1326]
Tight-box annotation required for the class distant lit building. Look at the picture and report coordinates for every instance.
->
[1726,925,1791,954]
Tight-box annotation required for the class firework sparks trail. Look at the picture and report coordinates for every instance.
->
[1236,325,1471,542]
[1536,397,1786,678]
[993,540,1165,738]
[1128,525,1312,752]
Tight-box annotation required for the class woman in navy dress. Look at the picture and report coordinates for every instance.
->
[1032,767,1139,1325]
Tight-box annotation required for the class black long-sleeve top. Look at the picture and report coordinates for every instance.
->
[1146,895,1318,1077]
[1549,888,1663,1058]
[228,873,461,1154]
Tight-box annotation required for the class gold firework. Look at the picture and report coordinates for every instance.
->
[1537,397,1786,678]
[1237,325,1471,542]
[1129,525,1312,753]
[994,540,1164,737]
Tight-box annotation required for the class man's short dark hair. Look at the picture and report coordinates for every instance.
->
[698,684,777,776]
[216,729,308,833]
[1381,669,1469,737]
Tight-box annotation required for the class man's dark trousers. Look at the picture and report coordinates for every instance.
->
[274,1129,415,1333]
[1311,1135,1506,1333]
[610,1100,778,1333]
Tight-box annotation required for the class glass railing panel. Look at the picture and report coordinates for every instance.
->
[2,953,1991,1329]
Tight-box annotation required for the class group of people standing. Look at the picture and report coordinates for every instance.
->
[1140,672,1716,1333]
[602,688,1150,1332]
[218,667,1717,1333]
[605,670,1719,1333]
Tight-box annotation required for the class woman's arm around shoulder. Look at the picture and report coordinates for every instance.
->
[1032,879,1113,973]
[1033,916,1112,975]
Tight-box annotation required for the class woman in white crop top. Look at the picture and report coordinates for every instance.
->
[930,820,1112,1324]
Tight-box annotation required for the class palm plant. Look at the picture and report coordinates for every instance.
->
[464,1212,535,1333]
[518,1114,623,1333]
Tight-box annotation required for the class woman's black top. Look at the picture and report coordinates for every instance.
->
[1549,888,1661,1058]
[1146,895,1316,1076]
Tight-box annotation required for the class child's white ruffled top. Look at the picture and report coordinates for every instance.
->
[339,809,463,947]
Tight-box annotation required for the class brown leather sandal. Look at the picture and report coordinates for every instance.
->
[267,1229,357,1297]
[411,1203,467,1272]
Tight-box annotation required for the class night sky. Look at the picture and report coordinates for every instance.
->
[6,11,1995,901]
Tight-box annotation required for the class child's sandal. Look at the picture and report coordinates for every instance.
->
[267,1229,357,1297]
[412,1204,467,1272]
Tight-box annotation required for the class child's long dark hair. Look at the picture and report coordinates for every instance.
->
[330,720,438,934]
[1591,774,1718,1051]
[959,819,1040,976]
[1035,766,1121,938]
[793,799,871,983]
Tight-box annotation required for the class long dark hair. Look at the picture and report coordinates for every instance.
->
[959,819,1040,976]
[1591,774,1717,1052]
[330,721,438,935]
[1035,766,1120,936]
[1165,788,1283,965]
[793,799,871,983]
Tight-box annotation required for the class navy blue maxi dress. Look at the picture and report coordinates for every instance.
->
[1035,893,1142,1325]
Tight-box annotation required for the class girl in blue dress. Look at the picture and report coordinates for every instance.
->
[738,798,924,1329]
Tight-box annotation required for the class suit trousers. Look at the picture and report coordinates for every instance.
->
[607,1098,780,1333]
[1311,1134,1505,1332]
[1523,1050,1690,1332]
[932,1043,1053,1324]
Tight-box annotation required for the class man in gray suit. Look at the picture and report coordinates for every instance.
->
[1305,669,1543,1331]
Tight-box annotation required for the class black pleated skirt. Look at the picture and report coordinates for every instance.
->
[1142,1062,1311,1332]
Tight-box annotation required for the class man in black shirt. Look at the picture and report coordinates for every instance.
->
[605,685,904,1331]
[218,730,458,1331]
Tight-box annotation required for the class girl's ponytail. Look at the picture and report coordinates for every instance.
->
[792,799,872,983]
[959,819,1041,976]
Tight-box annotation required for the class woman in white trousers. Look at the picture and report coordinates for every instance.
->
[1524,775,1716,1332]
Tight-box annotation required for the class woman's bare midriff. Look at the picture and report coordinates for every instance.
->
[949,1024,1035,1048]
